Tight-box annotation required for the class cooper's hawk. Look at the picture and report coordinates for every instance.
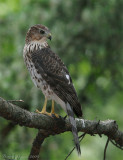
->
[23,24,82,155]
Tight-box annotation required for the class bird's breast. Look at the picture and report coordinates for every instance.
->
[23,52,54,99]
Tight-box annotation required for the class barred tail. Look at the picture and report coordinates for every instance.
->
[66,102,81,155]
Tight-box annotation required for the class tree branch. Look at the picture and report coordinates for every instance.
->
[28,129,50,160]
[0,97,123,147]
[0,96,123,159]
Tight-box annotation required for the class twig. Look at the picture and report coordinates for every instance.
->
[65,133,86,160]
[79,133,86,139]
[64,146,75,160]
[7,99,24,102]
[110,139,123,150]
[103,138,110,160]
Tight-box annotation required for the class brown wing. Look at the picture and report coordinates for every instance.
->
[31,47,82,117]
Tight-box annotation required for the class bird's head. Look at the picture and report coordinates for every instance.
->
[25,24,52,44]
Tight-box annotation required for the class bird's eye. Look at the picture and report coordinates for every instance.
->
[40,30,45,34]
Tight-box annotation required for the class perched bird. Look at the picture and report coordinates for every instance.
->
[23,24,82,154]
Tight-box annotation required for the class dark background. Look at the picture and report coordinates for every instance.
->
[0,0,123,159]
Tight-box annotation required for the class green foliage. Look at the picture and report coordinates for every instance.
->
[0,0,123,159]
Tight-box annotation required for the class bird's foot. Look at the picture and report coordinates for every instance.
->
[35,109,51,116]
[35,109,59,118]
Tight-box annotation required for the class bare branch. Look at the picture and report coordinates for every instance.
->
[28,129,50,160]
[110,139,123,150]
[7,99,24,103]
[0,97,123,148]
[65,133,86,160]
[103,138,110,160]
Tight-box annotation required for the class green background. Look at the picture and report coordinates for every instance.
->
[0,0,123,159]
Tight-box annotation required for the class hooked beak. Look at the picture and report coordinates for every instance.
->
[47,33,52,41]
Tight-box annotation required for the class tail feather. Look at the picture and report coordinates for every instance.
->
[66,102,81,155]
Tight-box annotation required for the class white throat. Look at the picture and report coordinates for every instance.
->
[23,40,48,55]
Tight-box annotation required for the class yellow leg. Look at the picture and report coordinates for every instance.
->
[50,100,59,118]
[36,98,50,116]
[41,98,47,113]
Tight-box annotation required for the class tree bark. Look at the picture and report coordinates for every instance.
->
[0,96,123,160]
[0,97,123,146]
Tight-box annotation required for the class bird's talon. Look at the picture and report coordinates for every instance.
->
[36,109,51,116]
[35,109,41,113]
